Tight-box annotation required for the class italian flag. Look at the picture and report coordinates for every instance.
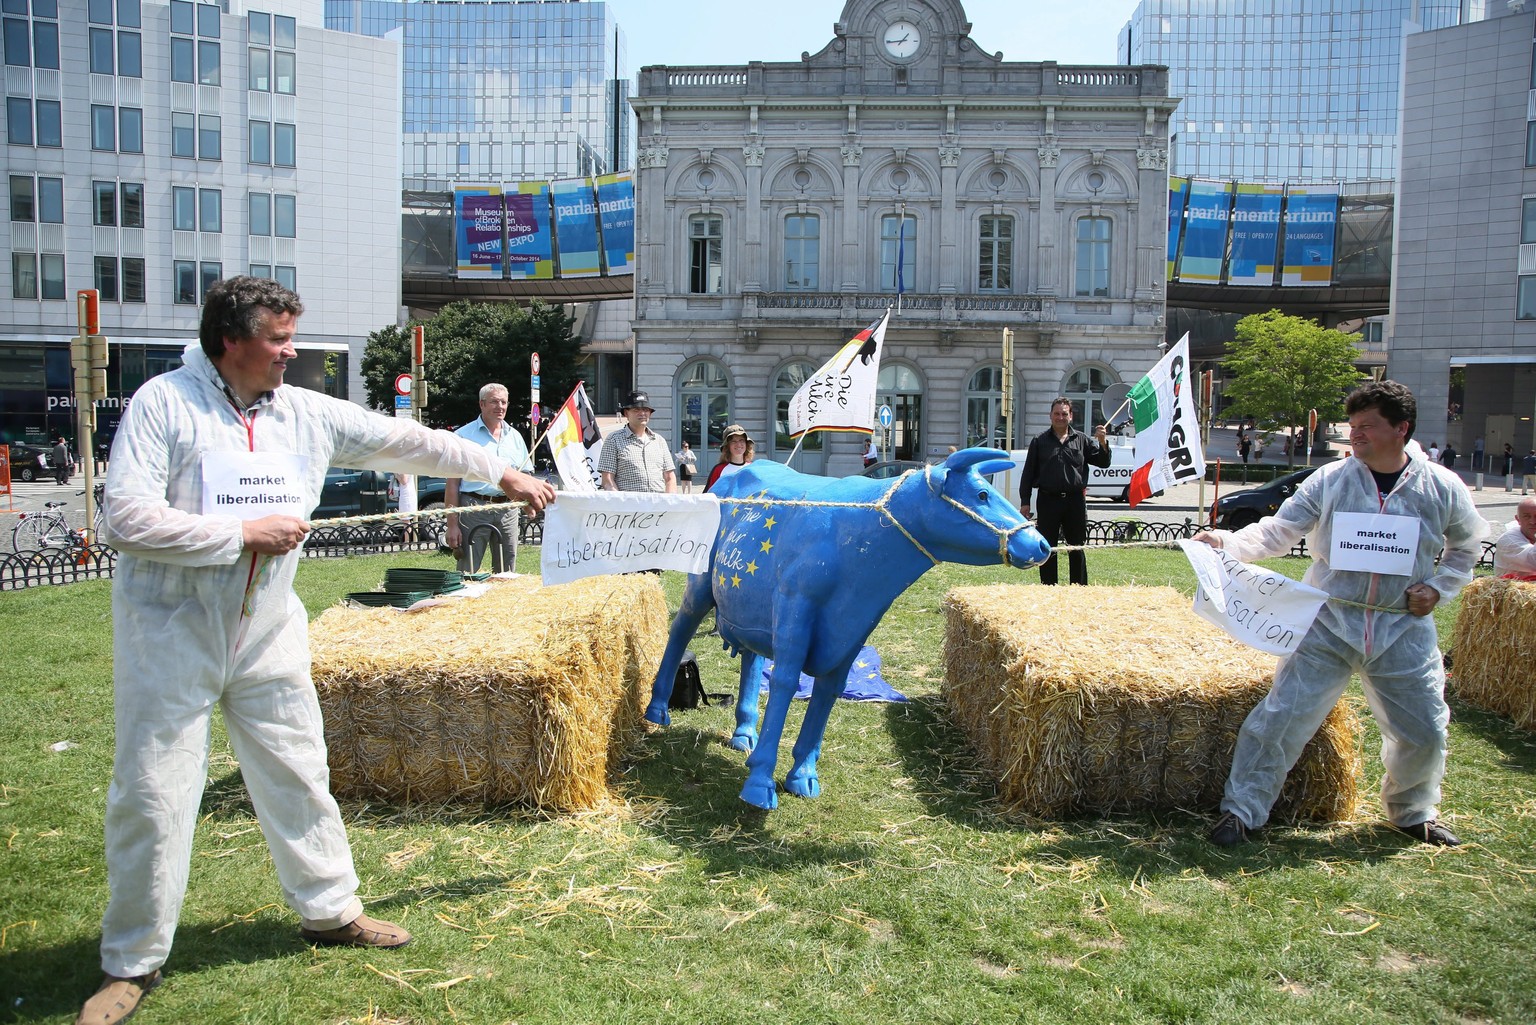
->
[1127,334,1204,507]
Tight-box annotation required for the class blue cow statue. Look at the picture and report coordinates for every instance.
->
[645,447,1051,810]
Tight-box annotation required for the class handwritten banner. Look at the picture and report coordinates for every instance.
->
[1180,540,1329,656]
[541,492,721,585]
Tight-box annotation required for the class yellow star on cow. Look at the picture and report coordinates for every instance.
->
[717,572,728,588]
[746,560,758,575]
[731,573,742,587]
[760,538,774,554]
[731,504,741,516]
[763,515,777,530]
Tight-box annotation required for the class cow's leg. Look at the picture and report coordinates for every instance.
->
[740,646,808,810]
[644,572,716,727]
[783,661,854,799]
[728,653,766,753]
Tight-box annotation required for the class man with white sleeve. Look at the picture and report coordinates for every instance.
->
[80,277,555,1025]
[1192,380,1483,850]
[1493,497,1536,576]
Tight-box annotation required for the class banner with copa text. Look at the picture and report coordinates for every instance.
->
[1127,333,1204,507]
[1226,182,1284,286]
[505,181,554,280]
[1280,184,1339,287]
[454,186,503,279]
[1176,180,1233,284]
[1167,175,1189,282]
[595,172,635,275]
[551,177,602,278]
[542,492,721,585]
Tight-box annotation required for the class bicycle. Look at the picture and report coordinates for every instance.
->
[11,486,103,553]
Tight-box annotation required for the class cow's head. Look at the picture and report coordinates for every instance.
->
[904,447,1051,568]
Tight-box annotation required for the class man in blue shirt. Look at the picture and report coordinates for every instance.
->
[445,383,530,573]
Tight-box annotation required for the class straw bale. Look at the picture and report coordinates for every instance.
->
[1450,577,1536,731]
[942,585,1360,822]
[311,574,666,811]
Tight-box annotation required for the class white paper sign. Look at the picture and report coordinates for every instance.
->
[1180,540,1330,656]
[201,452,308,521]
[1329,512,1419,576]
[541,491,721,585]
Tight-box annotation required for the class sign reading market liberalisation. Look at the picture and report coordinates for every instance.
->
[1166,176,1339,289]
[454,172,635,281]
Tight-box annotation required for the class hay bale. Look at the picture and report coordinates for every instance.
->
[1450,576,1536,730]
[942,584,1360,822]
[311,574,666,811]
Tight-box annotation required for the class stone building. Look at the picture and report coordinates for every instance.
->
[629,0,1176,475]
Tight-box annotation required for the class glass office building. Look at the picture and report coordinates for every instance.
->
[324,0,629,186]
[1118,1,1488,182]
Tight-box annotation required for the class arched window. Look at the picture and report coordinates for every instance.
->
[877,363,923,461]
[676,358,730,451]
[771,361,825,472]
[965,365,1005,448]
[1063,364,1118,430]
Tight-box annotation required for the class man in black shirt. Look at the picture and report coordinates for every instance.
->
[1019,397,1111,585]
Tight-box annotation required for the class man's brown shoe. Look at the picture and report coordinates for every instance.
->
[75,969,161,1025]
[300,913,412,949]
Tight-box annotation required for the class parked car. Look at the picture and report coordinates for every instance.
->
[1210,465,1319,530]
[5,442,58,483]
[313,467,398,518]
[859,459,925,480]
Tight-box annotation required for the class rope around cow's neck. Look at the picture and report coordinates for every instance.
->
[305,490,1407,614]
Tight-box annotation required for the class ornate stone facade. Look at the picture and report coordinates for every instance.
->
[630,0,1175,474]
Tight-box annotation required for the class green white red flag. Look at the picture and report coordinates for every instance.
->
[1127,333,1204,507]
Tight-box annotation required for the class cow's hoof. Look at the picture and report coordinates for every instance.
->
[728,729,757,754]
[643,703,671,727]
[784,769,820,799]
[739,778,778,810]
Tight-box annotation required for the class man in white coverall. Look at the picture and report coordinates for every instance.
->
[79,277,556,1025]
[1193,380,1483,849]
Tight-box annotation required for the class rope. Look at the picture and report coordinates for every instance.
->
[302,486,1410,613]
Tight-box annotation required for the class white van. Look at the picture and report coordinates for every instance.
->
[1086,435,1149,502]
[994,435,1154,508]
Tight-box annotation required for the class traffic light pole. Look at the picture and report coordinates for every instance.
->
[72,289,109,540]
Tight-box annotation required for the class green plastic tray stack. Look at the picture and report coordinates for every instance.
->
[344,567,471,608]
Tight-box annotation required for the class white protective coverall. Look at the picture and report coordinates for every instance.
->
[98,345,515,977]
[1211,450,1483,831]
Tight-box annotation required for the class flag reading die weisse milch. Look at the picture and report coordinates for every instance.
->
[547,382,603,492]
[787,309,890,439]
[1127,333,1204,507]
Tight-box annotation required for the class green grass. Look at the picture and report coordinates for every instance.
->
[2,550,1534,1024]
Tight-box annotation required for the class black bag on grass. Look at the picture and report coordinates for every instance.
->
[667,652,730,710]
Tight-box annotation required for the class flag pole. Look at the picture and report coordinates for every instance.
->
[896,201,906,316]
[786,433,806,468]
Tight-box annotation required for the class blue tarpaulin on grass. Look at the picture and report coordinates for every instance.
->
[762,645,907,702]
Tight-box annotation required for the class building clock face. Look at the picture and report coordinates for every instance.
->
[883,19,922,59]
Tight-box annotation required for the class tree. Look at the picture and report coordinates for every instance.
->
[360,299,583,433]
[1221,310,1365,456]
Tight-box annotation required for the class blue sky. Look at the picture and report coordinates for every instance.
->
[607,0,1139,70]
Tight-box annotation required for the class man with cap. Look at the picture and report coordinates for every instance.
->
[598,390,676,493]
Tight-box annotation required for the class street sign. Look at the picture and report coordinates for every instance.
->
[394,374,412,396]
[395,394,411,408]
[531,352,541,375]
[877,404,894,429]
